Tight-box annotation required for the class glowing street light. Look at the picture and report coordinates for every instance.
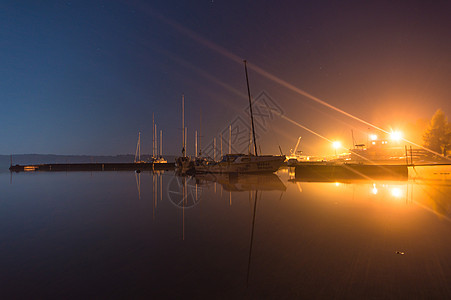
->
[371,183,378,195]
[332,141,342,149]
[389,131,403,142]
[332,141,342,156]
[391,187,403,198]
[369,134,378,141]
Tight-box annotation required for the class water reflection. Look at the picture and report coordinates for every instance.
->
[193,173,286,192]
[288,165,451,220]
[247,188,259,287]
[2,166,451,297]
[134,168,451,225]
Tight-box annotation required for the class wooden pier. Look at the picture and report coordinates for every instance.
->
[292,162,408,181]
[9,162,175,172]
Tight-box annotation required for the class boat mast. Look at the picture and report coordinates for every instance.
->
[160,130,163,157]
[220,133,223,157]
[134,131,141,163]
[199,109,202,156]
[154,123,157,158]
[244,60,258,156]
[152,113,155,158]
[229,125,232,154]
[182,94,185,157]
[214,137,216,161]
[185,127,188,156]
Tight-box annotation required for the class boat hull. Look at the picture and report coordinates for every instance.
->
[194,155,285,174]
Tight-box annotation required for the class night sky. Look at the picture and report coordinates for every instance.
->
[2,0,450,156]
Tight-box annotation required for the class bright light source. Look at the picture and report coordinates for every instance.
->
[389,131,403,142]
[371,183,378,195]
[391,187,402,198]
[332,141,342,149]
[369,134,378,141]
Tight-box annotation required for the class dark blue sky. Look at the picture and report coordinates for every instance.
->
[1,0,450,156]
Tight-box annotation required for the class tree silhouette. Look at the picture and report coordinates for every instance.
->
[423,109,451,156]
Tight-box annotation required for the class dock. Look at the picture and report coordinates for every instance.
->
[291,162,408,181]
[9,162,175,172]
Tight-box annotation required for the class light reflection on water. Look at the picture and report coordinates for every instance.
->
[1,166,451,298]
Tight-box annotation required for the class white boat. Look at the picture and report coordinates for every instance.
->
[193,153,285,174]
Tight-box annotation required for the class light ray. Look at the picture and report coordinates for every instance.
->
[138,4,449,161]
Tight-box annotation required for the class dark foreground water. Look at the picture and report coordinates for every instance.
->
[1,167,451,298]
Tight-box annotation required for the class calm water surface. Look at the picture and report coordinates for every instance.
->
[1,167,451,298]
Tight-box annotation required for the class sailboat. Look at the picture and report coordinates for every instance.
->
[192,60,285,174]
[175,94,195,173]
[151,114,168,164]
[134,132,144,163]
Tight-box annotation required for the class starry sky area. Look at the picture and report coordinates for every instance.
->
[1,0,450,156]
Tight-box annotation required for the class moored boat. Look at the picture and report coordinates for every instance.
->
[193,153,285,173]
[192,60,285,174]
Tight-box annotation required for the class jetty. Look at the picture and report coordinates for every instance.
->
[9,162,175,172]
[291,162,408,181]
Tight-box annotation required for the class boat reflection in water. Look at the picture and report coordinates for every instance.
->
[187,172,286,286]
[193,172,286,192]
[165,172,285,213]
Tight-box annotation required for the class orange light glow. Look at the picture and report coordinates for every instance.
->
[391,187,403,198]
[389,131,403,142]
[332,141,342,149]
[371,183,378,195]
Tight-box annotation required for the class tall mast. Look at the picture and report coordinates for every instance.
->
[135,131,141,163]
[214,137,216,161]
[154,123,157,157]
[185,127,188,156]
[244,60,258,156]
[152,113,155,157]
[229,125,232,154]
[220,133,223,157]
[160,130,163,157]
[182,94,185,157]
[199,109,202,156]
[195,130,198,158]
[249,129,252,155]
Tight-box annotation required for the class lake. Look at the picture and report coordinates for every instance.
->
[1,166,451,298]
